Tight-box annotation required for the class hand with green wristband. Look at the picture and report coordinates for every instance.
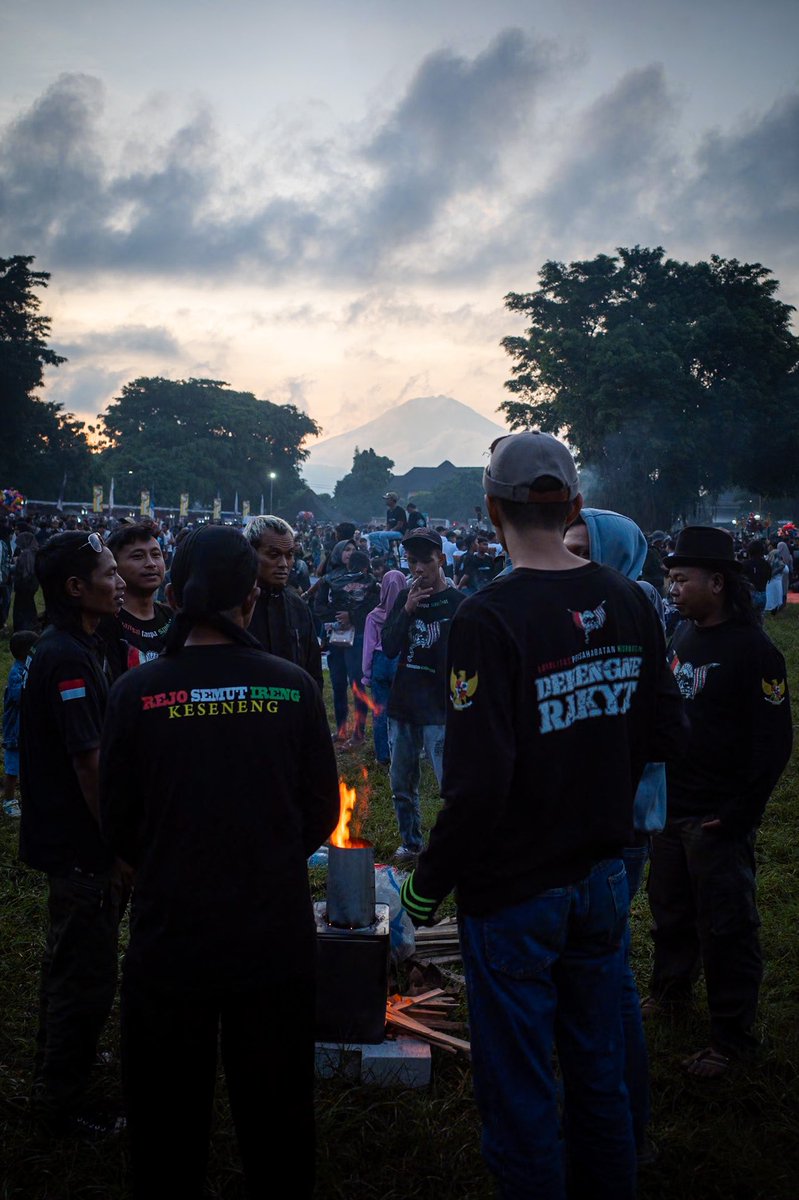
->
[399,870,440,927]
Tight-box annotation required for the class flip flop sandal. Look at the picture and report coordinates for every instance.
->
[680,1046,731,1080]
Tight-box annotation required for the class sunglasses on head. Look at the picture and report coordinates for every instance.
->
[80,533,104,553]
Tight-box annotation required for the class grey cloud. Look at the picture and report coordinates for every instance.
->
[325,384,394,434]
[396,372,431,404]
[345,347,397,368]
[271,375,314,412]
[0,32,555,284]
[351,30,554,254]
[682,93,799,257]
[2,50,797,296]
[342,289,484,331]
[0,74,106,250]
[0,73,323,277]
[265,303,331,326]
[535,65,678,234]
[43,363,129,421]
[54,324,181,359]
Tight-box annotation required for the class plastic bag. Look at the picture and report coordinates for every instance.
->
[375,864,415,961]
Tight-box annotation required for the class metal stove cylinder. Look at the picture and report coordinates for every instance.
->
[327,842,376,928]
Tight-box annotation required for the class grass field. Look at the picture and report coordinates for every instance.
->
[1,605,798,1199]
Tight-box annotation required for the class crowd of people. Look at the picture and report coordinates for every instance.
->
[0,455,794,1199]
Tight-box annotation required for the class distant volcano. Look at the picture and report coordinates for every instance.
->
[302,394,508,493]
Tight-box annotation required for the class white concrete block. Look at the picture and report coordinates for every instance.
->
[315,1036,432,1088]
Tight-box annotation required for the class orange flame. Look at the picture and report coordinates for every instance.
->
[331,779,357,848]
[330,775,371,848]
[352,680,383,716]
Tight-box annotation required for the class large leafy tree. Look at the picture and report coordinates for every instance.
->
[98,377,320,510]
[333,447,395,522]
[500,247,799,529]
[1,255,92,498]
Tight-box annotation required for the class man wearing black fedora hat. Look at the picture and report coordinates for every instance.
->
[646,526,792,1078]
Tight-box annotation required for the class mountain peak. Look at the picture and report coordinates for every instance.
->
[302,394,507,494]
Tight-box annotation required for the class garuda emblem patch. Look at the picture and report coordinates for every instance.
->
[762,678,787,705]
[450,669,478,710]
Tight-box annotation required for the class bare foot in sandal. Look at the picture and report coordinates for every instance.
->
[680,1046,731,1079]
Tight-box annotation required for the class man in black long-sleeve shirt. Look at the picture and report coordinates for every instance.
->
[647,526,792,1078]
[100,527,338,1199]
[400,433,687,1198]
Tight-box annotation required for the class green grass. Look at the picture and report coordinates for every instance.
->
[2,609,798,1198]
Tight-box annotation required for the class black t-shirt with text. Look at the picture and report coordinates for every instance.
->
[413,566,688,915]
[100,644,339,988]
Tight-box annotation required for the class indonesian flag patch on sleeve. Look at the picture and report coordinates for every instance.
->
[59,678,87,702]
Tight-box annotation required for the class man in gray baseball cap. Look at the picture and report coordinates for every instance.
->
[401,429,686,1196]
[483,430,580,504]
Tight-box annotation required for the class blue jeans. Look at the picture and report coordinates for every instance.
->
[621,842,650,1152]
[368,531,402,554]
[459,859,635,1200]
[327,636,367,734]
[369,651,398,763]
[387,720,444,852]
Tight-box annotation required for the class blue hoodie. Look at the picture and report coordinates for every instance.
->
[581,507,668,833]
[580,508,647,580]
[581,507,664,627]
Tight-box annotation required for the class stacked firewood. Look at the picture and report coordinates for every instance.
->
[410,915,464,986]
[386,988,470,1056]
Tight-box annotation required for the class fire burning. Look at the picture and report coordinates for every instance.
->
[327,772,376,929]
[330,776,370,849]
[352,680,383,716]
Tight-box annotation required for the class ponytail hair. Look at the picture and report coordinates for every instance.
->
[164,526,262,654]
[722,567,762,628]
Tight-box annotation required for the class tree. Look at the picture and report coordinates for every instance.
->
[98,377,320,510]
[499,247,799,529]
[333,448,395,521]
[1,255,92,498]
[412,469,486,523]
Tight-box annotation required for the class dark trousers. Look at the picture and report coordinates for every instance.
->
[33,869,123,1123]
[327,637,367,733]
[122,976,316,1200]
[648,814,762,1054]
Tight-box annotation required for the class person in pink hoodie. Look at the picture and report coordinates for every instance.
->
[361,570,406,764]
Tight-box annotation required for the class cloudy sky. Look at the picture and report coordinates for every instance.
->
[2,0,797,445]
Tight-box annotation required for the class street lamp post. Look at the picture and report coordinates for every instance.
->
[269,471,276,512]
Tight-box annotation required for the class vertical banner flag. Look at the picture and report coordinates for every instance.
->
[242,500,250,519]
[92,486,103,514]
[179,493,189,518]
[140,490,150,516]
[108,477,115,514]
[212,496,222,521]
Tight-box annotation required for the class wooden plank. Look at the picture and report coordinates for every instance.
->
[386,1007,471,1055]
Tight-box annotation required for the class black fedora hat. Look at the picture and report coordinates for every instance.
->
[664,526,741,570]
